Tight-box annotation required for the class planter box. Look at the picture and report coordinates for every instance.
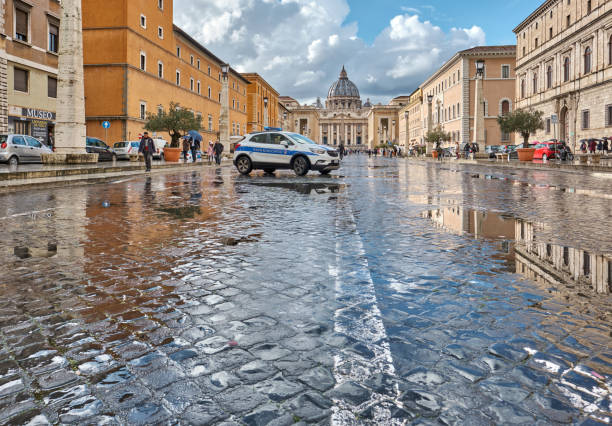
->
[517,148,536,162]
[579,155,588,164]
[432,151,439,159]
[591,155,601,164]
[163,147,182,162]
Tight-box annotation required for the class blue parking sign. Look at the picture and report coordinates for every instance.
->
[102,121,111,129]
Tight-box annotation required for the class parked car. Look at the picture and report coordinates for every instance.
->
[486,145,503,158]
[440,147,455,158]
[152,138,167,160]
[113,141,141,160]
[0,134,53,165]
[86,137,116,161]
[534,141,564,160]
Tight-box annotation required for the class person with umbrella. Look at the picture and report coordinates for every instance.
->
[187,130,202,163]
[213,132,224,165]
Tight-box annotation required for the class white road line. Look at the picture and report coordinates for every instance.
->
[330,198,403,424]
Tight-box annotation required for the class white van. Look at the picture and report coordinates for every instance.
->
[152,138,167,160]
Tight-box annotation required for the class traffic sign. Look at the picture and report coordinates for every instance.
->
[102,121,111,129]
[551,114,558,124]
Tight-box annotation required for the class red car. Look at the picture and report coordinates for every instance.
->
[533,141,564,160]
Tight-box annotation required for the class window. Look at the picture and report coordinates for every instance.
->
[15,8,28,42]
[567,15,571,28]
[549,28,553,40]
[140,103,146,120]
[584,47,592,74]
[609,35,612,65]
[232,99,235,109]
[158,0,163,9]
[197,81,201,94]
[563,57,570,82]
[158,61,163,78]
[521,79,525,98]
[190,55,194,66]
[606,104,612,127]
[582,110,590,129]
[48,22,59,53]
[533,72,538,93]
[547,66,552,89]
[14,68,28,92]
[176,46,180,57]
[219,93,221,102]
[587,0,591,14]
[48,76,57,98]
[208,115,213,131]
[502,65,510,79]
[523,46,526,57]
[501,100,510,116]
[140,14,146,29]
[176,70,180,86]
[208,66,211,75]
[197,59,200,70]
[535,38,539,48]
[208,86,211,98]
[158,26,163,39]
[140,52,146,71]
[546,118,551,133]
[190,78,194,91]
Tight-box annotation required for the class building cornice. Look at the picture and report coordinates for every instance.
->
[241,72,280,97]
[513,0,557,34]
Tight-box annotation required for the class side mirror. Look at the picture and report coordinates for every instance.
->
[281,143,289,148]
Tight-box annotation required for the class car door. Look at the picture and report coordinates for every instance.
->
[99,141,113,160]
[11,136,29,162]
[266,133,294,164]
[25,136,45,162]
[247,133,269,165]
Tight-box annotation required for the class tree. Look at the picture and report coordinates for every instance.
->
[145,102,202,147]
[425,126,450,152]
[497,109,544,148]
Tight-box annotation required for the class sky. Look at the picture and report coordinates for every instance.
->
[173,0,539,105]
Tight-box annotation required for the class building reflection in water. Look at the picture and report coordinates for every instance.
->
[423,206,611,294]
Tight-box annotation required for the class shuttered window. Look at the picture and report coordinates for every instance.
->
[14,68,28,92]
[582,110,590,129]
[48,76,57,98]
[15,8,28,42]
[606,105,612,127]
[48,23,59,53]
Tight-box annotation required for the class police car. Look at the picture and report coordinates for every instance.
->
[233,130,340,176]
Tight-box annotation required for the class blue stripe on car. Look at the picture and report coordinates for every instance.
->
[235,146,317,156]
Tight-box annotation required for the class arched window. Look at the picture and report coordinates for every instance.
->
[521,79,526,98]
[533,72,538,94]
[547,66,553,89]
[563,57,570,82]
[584,46,592,74]
[501,100,510,116]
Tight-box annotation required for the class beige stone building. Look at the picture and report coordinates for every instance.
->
[400,89,423,148]
[420,46,517,149]
[367,96,409,148]
[3,0,60,143]
[514,0,612,150]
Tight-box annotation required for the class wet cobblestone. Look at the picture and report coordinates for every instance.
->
[0,159,610,424]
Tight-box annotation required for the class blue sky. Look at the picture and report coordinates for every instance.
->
[346,0,535,46]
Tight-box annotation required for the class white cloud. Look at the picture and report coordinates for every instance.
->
[174,0,486,103]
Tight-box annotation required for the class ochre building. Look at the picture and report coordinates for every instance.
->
[514,0,612,150]
[242,73,279,133]
[82,0,248,145]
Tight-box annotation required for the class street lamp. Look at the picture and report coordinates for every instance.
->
[263,96,269,128]
[220,63,230,153]
[427,94,433,104]
[475,59,485,77]
[221,63,229,76]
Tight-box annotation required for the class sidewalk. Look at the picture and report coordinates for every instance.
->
[0,160,230,192]
[407,156,612,173]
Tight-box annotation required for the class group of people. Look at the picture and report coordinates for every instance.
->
[366,147,403,158]
[138,131,225,172]
[580,138,610,154]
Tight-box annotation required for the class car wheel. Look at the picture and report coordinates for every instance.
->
[319,170,331,175]
[236,156,252,175]
[8,156,18,166]
[263,169,276,174]
[292,156,309,176]
[542,154,547,161]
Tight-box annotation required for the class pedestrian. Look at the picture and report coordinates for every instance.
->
[580,140,587,153]
[597,139,603,154]
[603,138,609,154]
[207,141,214,164]
[182,136,191,162]
[589,139,597,154]
[455,141,460,159]
[339,142,344,160]
[464,142,470,159]
[139,131,155,172]
[213,135,224,165]
[191,137,200,163]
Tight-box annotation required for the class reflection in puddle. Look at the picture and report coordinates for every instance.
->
[239,180,344,195]
[423,207,611,294]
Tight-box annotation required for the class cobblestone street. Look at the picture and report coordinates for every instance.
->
[0,157,610,425]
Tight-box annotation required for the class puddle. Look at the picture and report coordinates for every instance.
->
[422,207,612,294]
[239,180,344,195]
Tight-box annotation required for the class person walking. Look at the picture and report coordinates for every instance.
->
[603,138,609,154]
[182,136,191,162]
[139,131,155,172]
[455,141,460,159]
[589,139,597,154]
[213,136,224,165]
[191,137,200,163]
[207,141,214,164]
[338,142,344,160]
[597,139,604,154]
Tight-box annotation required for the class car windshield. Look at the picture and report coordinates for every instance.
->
[131,142,140,147]
[114,142,128,148]
[288,133,317,145]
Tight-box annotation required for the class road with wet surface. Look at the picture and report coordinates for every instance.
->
[0,157,610,424]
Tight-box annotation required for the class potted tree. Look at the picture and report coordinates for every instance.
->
[425,126,450,159]
[144,102,202,162]
[497,109,544,162]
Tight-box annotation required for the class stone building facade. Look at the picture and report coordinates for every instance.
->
[243,73,279,133]
[3,0,59,143]
[82,0,247,145]
[420,46,517,149]
[514,0,612,150]
[0,0,7,134]
[367,96,409,148]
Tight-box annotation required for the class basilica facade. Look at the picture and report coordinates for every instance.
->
[280,66,373,149]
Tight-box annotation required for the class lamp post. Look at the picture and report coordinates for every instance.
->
[426,94,433,154]
[220,63,230,153]
[473,59,486,149]
[263,96,269,128]
[55,0,88,159]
